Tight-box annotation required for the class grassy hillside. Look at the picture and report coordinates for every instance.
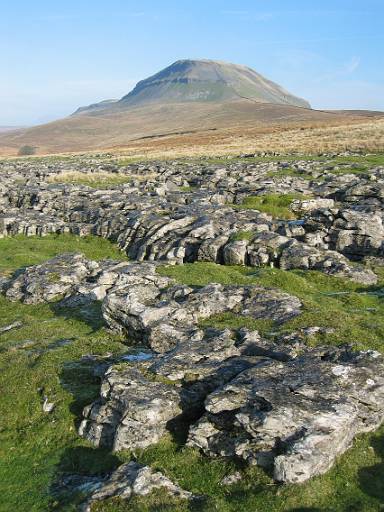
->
[1,99,382,157]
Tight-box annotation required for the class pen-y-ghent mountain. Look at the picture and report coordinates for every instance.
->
[1,58,382,156]
[1,54,384,512]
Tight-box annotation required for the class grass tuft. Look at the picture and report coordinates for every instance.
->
[232,193,310,220]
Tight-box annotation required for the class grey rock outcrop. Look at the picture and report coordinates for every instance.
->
[83,461,192,510]
[79,366,183,450]
[102,270,302,352]
[1,155,382,281]
[80,327,384,483]
[188,347,384,483]
[55,462,193,511]
[2,153,384,494]
[4,253,100,304]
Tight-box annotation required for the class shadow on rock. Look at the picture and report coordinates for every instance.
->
[166,415,195,449]
[58,445,121,476]
[50,446,121,509]
[358,432,384,502]
[50,299,105,333]
[59,355,114,427]
[286,508,323,512]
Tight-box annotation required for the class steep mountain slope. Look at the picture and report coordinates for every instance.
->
[74,59,310,116]
[120,59,311,107]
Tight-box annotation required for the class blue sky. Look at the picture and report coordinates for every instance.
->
[2,0,383,125]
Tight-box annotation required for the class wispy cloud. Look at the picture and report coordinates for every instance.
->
[221,10,274,21]
[344,56,360,74]
[221,8,371,20]
[221,10,249,16]
[311,55,362,85]
[34,11,147,22]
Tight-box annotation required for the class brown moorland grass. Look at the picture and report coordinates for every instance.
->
[110,118,384,160]
[46,171,157,187]
[0,115,383,162]
[3,116,380,161]
[0,99,383,158]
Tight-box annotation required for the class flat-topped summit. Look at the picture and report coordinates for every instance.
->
[74,59,310,115]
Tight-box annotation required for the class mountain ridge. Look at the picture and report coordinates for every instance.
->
[74,59,311,116]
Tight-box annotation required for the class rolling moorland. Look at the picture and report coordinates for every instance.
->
[0,59,383,157]
[0,150,384,511]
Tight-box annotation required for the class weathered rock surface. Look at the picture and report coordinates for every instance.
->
[1,155,382,282]
[79,366,183,450]
[53,462,193,511]
[2,252,301,352]
[79,329,260,451]
[188,346,384,483]
[102,266,302,352]
[83,461,193,510]
[81,334,384,484]
[4,253,100,304]
[0,320,23,334]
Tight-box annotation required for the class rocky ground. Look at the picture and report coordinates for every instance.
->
[1,154,383,285]
[1,152,384,510]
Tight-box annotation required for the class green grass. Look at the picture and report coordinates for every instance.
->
[178,185,197,192]
[115,156,154,167]
[200,154,321,165]
[0,234,126,274]
[230,230,255,242]
[4,151,383,169]
[319,154,384,176]
[232,193,310,220]
[328,153,384,167]
[158,262,384,352]
[1,237,384,511]
[0,235,130,512]
[266,167,314,180]
[49,175,133,189]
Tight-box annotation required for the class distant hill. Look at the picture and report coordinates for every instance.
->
[0,59,382,155]
[0,126,25,133]
[74,59,310,115]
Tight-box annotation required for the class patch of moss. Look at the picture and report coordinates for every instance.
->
[139,366,180,386]
[50,174,133,189]
[178,185,197,192]
[229,230,255,242]
[47,272,62,283]
[231,193,310,220]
